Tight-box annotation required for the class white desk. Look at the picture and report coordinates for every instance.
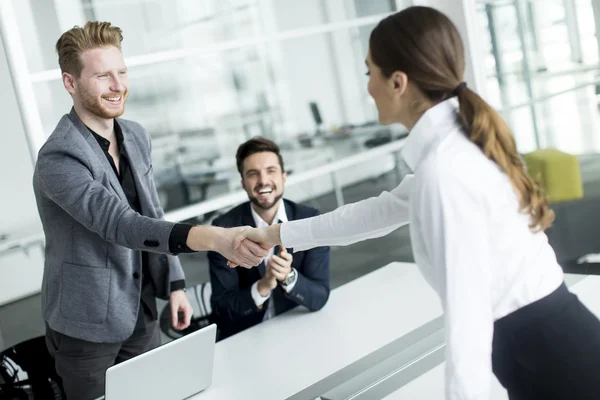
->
[189,263,600,400]
[191,262,443,399]
[384,362,508,400]
[569,275,600,314]
[385,273,600,399]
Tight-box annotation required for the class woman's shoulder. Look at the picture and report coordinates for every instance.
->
[417,130,506,202]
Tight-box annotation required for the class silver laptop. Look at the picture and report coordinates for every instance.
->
[105,323,217,400]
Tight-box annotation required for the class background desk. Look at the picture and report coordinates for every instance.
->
[192,262,442,400]
[0,225,44,306]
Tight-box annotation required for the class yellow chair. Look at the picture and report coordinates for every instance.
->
[523,148,583,203]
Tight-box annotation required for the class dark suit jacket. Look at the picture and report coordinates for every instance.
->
[208,199,330,340]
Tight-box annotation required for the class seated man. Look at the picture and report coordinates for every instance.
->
[208,137,331,339]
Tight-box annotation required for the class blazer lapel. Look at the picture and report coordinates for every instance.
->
[241,202,256,228]
[68,108,128,203]
[119,121,153,214]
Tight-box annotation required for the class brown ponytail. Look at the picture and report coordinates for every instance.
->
[456,87,554,231]
[369,6,554,231]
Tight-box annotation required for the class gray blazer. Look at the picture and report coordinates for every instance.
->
[33,108,185,343]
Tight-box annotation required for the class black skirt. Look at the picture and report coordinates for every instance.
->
[492,282,600,400]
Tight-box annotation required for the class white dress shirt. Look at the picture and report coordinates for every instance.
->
[280,98,564,400]
[250,202,295,321]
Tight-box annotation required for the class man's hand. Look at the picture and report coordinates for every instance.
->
[257,267,278,297]
[185,225,268,268]
[169,290,193,331]
[268,246,293,282]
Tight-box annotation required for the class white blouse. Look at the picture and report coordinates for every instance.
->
[280,99,564,400]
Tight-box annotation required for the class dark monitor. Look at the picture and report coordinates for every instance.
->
[309,102,323,126]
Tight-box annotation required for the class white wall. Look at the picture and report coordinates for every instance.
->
[269,0,344,134]
[0,36,40,233]
[592,0,600,65]
[264,0,390,135]
[14,0,70,138]
[0,32,44,306]
[324,0,370,126]
[414,0,488,96]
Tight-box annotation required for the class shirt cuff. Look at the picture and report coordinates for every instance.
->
[170,279,186,292]
[282,268,298,293]
[251,281,271,307]
[169,223,195,254]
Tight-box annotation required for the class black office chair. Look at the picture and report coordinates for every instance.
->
[0,336,64,399]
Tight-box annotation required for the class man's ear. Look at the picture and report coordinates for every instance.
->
[62,72,77,95]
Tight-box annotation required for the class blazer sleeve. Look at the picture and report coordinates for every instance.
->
[285,210,330,311]
[286,244,330,311]
[35,138,176,255]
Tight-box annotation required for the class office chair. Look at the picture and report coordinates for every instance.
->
[159,282,215,340]
[0,336,64,399]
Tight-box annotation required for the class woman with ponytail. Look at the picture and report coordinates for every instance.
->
[240,6,600,399]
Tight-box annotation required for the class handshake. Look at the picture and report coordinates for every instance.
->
[221,224,282,268]
[188,224,283,269]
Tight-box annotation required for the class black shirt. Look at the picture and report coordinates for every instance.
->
[88,121,193,327]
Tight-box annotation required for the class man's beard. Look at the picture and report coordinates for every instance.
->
[79,88,128,119]
[249,192,283,211]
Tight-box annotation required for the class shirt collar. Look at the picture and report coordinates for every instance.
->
[250,200,289,228]
[400,98,460,172]
[87,120,124,152]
